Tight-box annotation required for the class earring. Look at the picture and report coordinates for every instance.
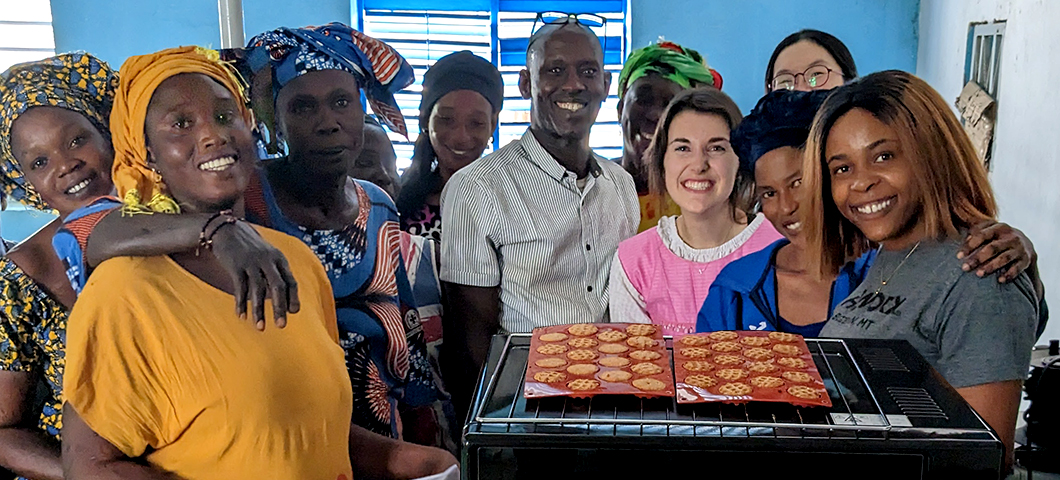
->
[150,167,163,183]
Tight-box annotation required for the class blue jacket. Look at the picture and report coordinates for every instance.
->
[696,239,875,335]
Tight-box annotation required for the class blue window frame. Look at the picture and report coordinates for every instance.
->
[359,0,628,172]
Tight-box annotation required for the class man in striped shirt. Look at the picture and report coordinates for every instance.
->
[439,19,639,412]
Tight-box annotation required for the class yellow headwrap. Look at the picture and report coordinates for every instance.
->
[110,46,253,214]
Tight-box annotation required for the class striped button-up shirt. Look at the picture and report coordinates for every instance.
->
[440,129,639,333]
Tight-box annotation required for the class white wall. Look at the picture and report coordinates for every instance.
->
[918,0,1060,344]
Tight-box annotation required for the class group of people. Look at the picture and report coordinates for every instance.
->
[0,13,1047,480]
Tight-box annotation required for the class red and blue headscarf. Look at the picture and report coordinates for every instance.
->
[245,23,414,137]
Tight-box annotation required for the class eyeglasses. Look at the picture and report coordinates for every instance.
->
[770,65,835,91]
[532,11,606,34]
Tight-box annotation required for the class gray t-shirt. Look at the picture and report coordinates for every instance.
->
[820,238,1037,388]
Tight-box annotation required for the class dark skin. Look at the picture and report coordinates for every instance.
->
[443,25,611,418]
[61,73,456,480]
[618,73,685,193]
[355,121,400,199]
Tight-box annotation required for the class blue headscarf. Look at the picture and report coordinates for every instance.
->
[732,89,832,173]
[245,22,414,137]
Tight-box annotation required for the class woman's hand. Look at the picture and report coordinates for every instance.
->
[387,442,458,480]
[211,220,300,330]
[957,220,1036,283]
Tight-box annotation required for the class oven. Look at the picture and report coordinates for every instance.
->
[462,334,1004,479]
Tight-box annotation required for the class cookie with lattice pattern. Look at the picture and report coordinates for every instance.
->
[748,362,779,373]
[685,374,718,388]
[715,368,749,381]
[537,344,568,355]
[566,349,598,361]
[633,378,666,391]
[782,371,812,383]
[750,376,784,388]
[708,331,739,341]
[772,344,803,356]
[539,332,568,342]
[566,363,599,376]
[567,379,600,391]
[626,336,657,349]
[787,385,822,399]
[743,347,775,361]
[630,350,662,361]
[625,324,657,336]
[567,324,599,336]
[599,343,629,354]
[713,354,744,366]
[768,332,801,343]
[597,330,627,343]
[568,337,598,349]
[600,370,633,382]
[535,358,568,368]
[534,371,567,383]
[599,356,631,368]
[740,336,771,347]
[777,357,808,369]
[718,382,753,396]
[683,361,715,372]
[631,362,664,375]
[680,347,711,359]
[679,335,710,346]
[711,341,742,352]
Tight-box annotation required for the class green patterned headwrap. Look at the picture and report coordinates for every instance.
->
[618,41,715,100]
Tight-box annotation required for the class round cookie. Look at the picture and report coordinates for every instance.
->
[750,376,784,388]
[625,324,657,336]
[534,371,567,383]
[566,349,598,361]
[711,341,741,352]
[679,335,710,346]
[773,344,803,356]
[568,337,598,349]
[597,330,628,343]
[768,331,800,343]
[567,378,600,391]
[743,347,775,361]
[708,331,739,341]
[598,343,630,354]
[740,336,771,346]
[535,358,568,368]
[782,371,812,383]
[715,368,749,381]
[600,370,633,383]
[748,362,779,373]
[567,363,600,376]
[631,362,664,376]
[778,357,808,369]
[630,350,662,361]
[713,354,744,366]
[679,347,711,359]
[788,385,822,399]
[683,361,715,372]
[626,336,656,349]
[685,374,718,388]
[567,323,599,336]
[537,344,567,355]
[539,332,568,342]
[599,356,631,368]
[632,378,666,391]
[718,382,753,396]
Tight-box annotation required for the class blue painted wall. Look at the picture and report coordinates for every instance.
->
[630,0,920,113]
[50,0,355,67]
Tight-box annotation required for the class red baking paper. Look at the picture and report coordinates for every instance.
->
[524,323,674,399]
[673,331,831,408]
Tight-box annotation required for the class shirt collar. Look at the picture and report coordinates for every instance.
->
[520,128,606,182]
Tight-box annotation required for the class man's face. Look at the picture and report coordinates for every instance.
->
[519,26,611,142]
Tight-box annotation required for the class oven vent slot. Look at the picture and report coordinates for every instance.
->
[888,387,948,419]
[860,347,910,372]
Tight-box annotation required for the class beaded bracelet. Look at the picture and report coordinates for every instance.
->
[197,210,237,256]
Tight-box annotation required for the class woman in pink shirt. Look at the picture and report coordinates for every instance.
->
[609,88,782,335]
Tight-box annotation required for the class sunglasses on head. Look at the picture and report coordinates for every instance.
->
[532,11,606,34]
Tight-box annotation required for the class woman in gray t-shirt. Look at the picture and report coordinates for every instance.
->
[802,70,1038,470]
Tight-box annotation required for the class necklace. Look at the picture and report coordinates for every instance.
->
[873,241,922,295]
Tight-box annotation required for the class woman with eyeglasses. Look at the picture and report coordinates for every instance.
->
[765,29,857,93]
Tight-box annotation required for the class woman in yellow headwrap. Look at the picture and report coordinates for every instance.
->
[60,46,455,480]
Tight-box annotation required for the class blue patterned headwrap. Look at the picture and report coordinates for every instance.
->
[732,89,832,173]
